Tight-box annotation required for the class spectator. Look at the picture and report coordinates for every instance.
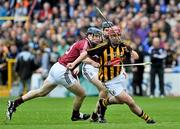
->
[67,0,77,18]
[0,2,8,25]
[148,37,167,98]
[14,0,29,17]
[147,0,157,14]
[164,43,176,68]
[50,44,59,67]
[132,36,145,96]
[7,42,18,59]
[57,38,69,56]
[38,38,51,78]
[14,45,39,96]
[0,39,8,85]
[9,29,23,52]
[136,17,150,51]
[39,2,52,21]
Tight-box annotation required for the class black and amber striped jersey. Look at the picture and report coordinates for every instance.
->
[87,41,131,82]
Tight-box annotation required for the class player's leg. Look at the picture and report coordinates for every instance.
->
[89,75,108,122]
[90,75,108,122]
[115,91,156,124]
[98,73,155,124]
[6,79,57,120]
[90,75,107,98]
[101,90,156,124]
[6,62,62,120]
[22,79,56,101]
[67,82,90,121]
[97,73,127,123]
[82,64,107,98]
[82,64,107,122]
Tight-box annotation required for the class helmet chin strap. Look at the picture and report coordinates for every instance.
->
[86,37,93,48]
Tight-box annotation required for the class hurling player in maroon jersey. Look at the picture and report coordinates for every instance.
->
[6,27,103,121]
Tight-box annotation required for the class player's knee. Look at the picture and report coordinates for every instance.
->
[99,90,107,98]
[77,91,86,99]
[80,87,87,97]
[100,87,107,92]
[76,94,86,102]
[98,85,106,92]
[80,92,86,99]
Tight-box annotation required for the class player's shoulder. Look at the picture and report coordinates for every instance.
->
[75,38,87,45]
[74,38,88,48]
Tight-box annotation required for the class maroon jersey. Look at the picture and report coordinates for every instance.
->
[58,38,90,66]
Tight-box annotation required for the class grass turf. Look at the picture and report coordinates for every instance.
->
[0,96,180,129]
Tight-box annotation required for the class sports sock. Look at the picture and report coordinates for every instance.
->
[91,112,98,119]
[102,97,110,106]
[138,110,152,122]
[72,110,80,117]
[14,97,24,108]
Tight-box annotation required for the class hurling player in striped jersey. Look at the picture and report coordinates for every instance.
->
[87,25,156,124]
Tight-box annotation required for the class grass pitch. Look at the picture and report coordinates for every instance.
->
[0,96,180,129]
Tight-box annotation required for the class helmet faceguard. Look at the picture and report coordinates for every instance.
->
[107,26,121,45]
[102,21,113,30]
[102,21,113,38]
[107,26,121,36]
[87,27,102,47]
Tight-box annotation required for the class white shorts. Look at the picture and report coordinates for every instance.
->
[82,63,99,81]
[46,62,77,88]
[104,72,126,96]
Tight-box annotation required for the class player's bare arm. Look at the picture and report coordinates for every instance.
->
[67,51,87,69]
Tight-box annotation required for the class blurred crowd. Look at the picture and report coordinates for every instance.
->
[0,0,180,87]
